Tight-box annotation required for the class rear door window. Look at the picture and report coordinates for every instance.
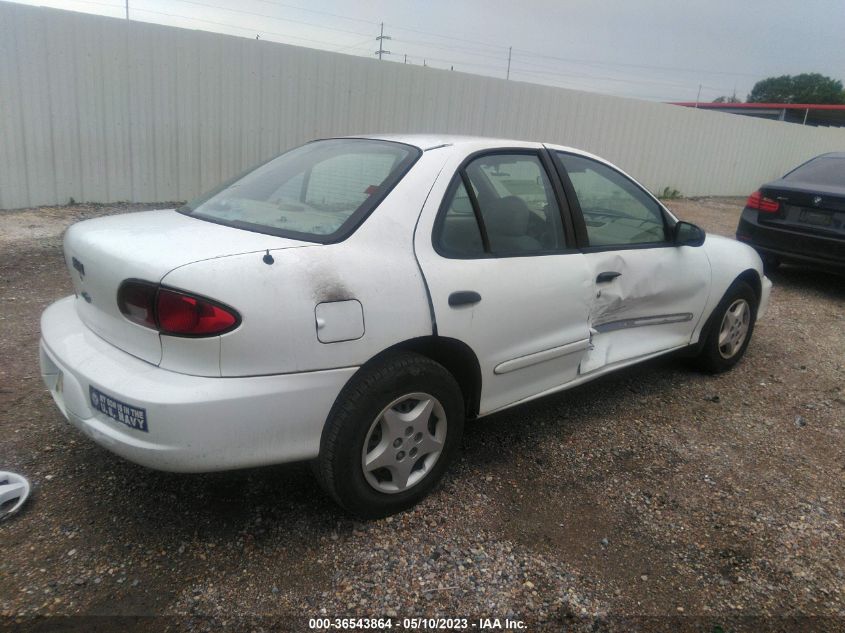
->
[436,153,566,257]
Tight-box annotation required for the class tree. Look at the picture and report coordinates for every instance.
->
[747,73,845,104]
[712,95,741,103]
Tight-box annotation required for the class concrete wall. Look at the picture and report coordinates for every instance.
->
[3,1,845,209]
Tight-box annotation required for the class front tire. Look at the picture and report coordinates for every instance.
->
[692,280,758,373]
[315,351,465,519]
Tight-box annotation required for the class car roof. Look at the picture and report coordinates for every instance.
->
[342,133,677,221]
[349,133,599,159]
[817,152,845,159]
[348,133,536,150]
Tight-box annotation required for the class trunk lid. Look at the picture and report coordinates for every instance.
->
[759,180,845,238]
[63,209,313,364]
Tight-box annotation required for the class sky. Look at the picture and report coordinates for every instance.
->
[9,0,845,102]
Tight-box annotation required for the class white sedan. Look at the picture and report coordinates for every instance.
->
[40,135,771,518]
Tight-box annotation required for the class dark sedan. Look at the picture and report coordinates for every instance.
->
[736,152,845,273]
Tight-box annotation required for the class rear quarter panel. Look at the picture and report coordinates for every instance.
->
[160,149,451,376]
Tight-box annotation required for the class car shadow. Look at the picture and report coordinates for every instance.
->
[109,460,339,534]
[766,264,845,299]
[460,354,684,455]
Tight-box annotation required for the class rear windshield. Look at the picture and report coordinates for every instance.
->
[784,156,845,185]
[180,139,420,242]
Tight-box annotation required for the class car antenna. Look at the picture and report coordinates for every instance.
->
[262,250,274,265]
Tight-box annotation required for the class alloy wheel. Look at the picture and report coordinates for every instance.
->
[718,298,751,359]
[0,472,30,521]
[361,393,448,494]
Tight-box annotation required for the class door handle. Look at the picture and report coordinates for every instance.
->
[596,271,621,283]
[448,291,482,307]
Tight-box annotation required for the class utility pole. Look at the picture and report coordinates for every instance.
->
[694,83,701,108]
[125,0,129,19]
[404,54,407,64]
[506,46,512,80]
[375,22,391,60]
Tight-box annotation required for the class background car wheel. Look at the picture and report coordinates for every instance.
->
[315,351,465,519]
[693,280,758,374]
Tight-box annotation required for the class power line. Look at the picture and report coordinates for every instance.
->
[129,6,372,53]
[512,48,761,78]
[170,0,373,38]
[204,0,761,80]
[394,54,504,73]
[391,34,711,91]
[389,24,509,53]
[254,8,510,53]
[129,1,761,83]
[36,0,756,101]
[504,56,696,81]
[245,0,506,55]
[249,0,378,27]
[392,37,509,62]
[165,0,760,83]
[403,58,727,95]
[137,6,721,96]
[33,0,125,14]
[386,41,730,94]
[509,63,732,93]
[390,48,727,98]
[333,37,373,54]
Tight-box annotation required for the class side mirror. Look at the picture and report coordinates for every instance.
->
[673,221,705,247]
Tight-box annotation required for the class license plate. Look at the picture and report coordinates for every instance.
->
[89,386,148,432]
[800,209,832,227]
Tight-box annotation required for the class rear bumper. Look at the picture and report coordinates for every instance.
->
[39,296,356,472]
[736,208,845,271]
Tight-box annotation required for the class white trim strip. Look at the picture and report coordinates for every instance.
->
[482,343,690,417]
[593,312,693,334]
[494,338,592,375]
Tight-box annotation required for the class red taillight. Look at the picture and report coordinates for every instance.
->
[156,289,238,336]
[746,190,780,213]
[117,280,239,337]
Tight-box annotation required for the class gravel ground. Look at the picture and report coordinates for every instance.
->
[1,199,843,632]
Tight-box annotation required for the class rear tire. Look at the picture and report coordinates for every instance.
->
[692,280,758,374]
[315,351,465,519]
